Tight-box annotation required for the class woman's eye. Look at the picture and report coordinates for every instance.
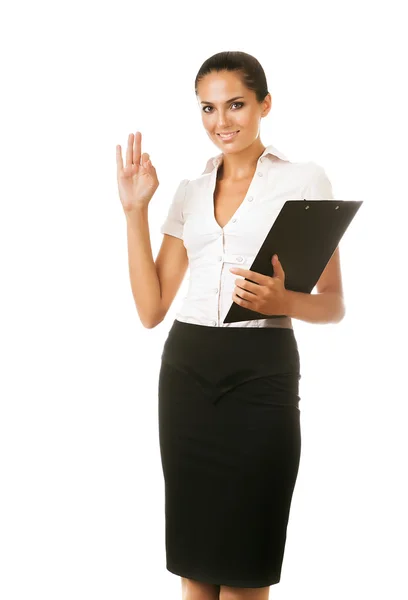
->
[202,102,244,114]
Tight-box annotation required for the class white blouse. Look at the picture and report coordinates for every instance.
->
[160,144,335,328]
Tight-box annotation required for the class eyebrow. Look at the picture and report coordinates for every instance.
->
[200,96,245,105]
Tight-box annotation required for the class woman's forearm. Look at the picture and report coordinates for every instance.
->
[285,290,345,324]
[125,207,162,328]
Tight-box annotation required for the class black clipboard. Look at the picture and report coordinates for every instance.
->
[223,199,363,323]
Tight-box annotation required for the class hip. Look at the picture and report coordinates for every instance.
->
[161,318,300,376]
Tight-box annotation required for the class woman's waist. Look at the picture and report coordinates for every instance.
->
[163,318,299,372]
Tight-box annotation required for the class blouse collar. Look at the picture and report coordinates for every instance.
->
[201,143,289,175]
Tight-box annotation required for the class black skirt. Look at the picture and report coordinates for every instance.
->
[158,319,302,588]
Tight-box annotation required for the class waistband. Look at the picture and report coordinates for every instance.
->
[171,318,295,336]
[163,318,299,365]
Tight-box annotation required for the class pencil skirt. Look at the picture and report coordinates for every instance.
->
[158,319,302,588]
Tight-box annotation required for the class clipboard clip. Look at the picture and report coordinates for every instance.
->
[303,199,340,211]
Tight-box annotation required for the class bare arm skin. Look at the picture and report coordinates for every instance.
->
[125,208,188,328]
[286,246,346,323]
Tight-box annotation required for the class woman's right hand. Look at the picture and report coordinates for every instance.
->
[116,131,159,213]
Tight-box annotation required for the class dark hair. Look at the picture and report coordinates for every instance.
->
[194,51,269,104]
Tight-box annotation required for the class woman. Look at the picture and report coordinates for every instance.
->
[116,51,345,600]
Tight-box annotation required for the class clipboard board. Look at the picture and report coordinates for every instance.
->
[223,199,363,323]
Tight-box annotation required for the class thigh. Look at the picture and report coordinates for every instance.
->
[220,584,270,599]
[181,577,220,599]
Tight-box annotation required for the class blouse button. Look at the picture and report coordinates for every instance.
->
[213,288,218,293]
[257,172,263,177]
[236,256,243,262]
[247,196,253,202]
[217,255,222,261]
[209,320,216,326]
[232,218,237,223]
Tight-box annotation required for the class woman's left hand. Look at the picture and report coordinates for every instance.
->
[230,254,290,316]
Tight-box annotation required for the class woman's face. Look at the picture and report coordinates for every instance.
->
[196,70,270,154]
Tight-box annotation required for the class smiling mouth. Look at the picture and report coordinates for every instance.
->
[217,131,240,140]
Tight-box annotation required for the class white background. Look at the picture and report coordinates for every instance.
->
[1,1,407,598]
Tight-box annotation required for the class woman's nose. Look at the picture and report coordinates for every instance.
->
[217,114,230,128]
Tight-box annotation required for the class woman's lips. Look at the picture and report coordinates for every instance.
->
[217,131,239,141]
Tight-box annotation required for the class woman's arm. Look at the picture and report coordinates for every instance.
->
[285,247,345,324]
[285,290,345,324]
[125,207,189,329]
[125,207,163,328]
